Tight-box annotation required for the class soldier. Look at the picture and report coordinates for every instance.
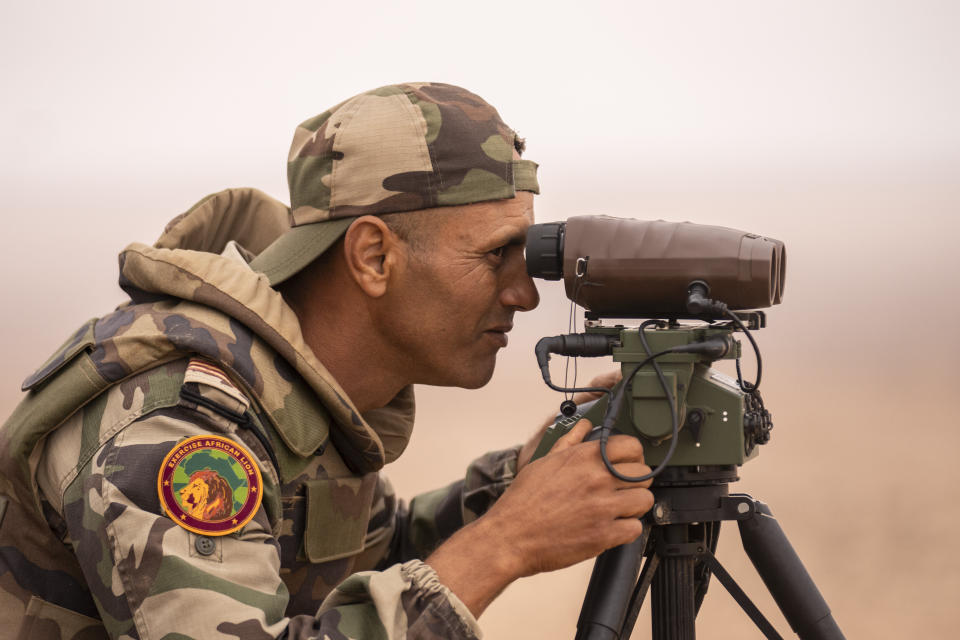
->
[0,83,654,639]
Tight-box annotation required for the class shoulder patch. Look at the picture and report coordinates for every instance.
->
[158,435,263,536]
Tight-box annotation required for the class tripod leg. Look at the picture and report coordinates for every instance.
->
[651,524,696,640]
[620,552,659,638]
[699,551,784,640]
[738,500,845,640]
[576,529,648,640]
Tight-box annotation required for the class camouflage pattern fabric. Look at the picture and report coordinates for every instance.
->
[287,82,540,226]
[16,358,512,639]
[251,83,541,286]
[0,191,520,639]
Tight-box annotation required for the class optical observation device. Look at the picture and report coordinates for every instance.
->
[527,216,785,469]
[526,216,785,317]
[523,216,843,640]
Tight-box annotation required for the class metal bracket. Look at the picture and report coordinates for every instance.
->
[651,494,756,526]
[655,540,708,557]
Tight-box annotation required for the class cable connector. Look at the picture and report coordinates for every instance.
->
[534,333,620,395]
[686,280,729,317]
[671,335,735,359]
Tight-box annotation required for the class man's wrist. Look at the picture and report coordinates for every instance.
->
[426,513,524,618]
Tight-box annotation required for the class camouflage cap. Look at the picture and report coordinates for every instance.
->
[250,82,539,285]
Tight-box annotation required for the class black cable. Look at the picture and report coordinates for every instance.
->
[562,298,576,402]
[598,320,681,483]
[564,270,589,399]
[724,309,762,392]
[542,378,614,397]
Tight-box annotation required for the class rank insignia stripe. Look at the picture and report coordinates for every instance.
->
[183,357,250,410]
[157,435,264,536]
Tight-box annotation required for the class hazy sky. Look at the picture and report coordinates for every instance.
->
[2,0,956,391]
[3,1,958,188]
[1,2,958,637]
[2,1,957,342]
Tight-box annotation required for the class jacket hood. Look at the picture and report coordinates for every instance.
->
[118,187,415,471]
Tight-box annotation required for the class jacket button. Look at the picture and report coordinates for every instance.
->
[195,535,217,556]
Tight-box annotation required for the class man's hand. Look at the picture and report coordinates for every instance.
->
[427,418,653,618]
[517,369,623,472]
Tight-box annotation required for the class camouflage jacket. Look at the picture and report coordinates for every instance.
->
[0,189,519,640]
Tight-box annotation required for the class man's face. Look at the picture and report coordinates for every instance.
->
[380,191,539,389]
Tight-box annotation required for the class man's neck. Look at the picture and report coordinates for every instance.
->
[285,286,408,415]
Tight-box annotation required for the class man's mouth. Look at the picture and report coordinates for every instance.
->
[484,324,513,347]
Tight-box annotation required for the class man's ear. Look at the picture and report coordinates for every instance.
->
[341,216,405,298]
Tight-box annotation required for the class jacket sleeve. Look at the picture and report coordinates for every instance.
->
[381,446,520,563]
[56,405,482,640]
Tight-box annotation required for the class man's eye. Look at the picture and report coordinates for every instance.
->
[489,246,506,259]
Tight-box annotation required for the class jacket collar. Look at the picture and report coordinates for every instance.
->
[116,188,415,472]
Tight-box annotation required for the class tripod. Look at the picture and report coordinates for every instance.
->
[575,466,845,640]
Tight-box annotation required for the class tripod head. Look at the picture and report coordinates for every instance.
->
[525,216,781,475]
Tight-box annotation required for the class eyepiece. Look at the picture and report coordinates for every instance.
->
[525,222,565,280]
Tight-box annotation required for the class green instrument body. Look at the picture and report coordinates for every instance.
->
[532,324,756,467]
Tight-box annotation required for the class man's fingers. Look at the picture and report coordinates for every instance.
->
[602,435,646,464]
[610,486,655,518]
[609,463,654,488]
[606,517,647,547]
[590,369,623,388]
[552,418,593,451]
[571,369,623,405]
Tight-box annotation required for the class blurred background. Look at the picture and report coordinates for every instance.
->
[2,1,957,637]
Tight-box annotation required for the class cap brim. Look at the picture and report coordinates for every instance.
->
[249,217,356,286]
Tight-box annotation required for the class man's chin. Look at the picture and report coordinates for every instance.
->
[444,371,496,390]
[423,356,498,390]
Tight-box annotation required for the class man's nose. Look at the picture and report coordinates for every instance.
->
[501,258,540,311]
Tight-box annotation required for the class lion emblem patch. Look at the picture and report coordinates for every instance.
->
[158,435,263,536]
